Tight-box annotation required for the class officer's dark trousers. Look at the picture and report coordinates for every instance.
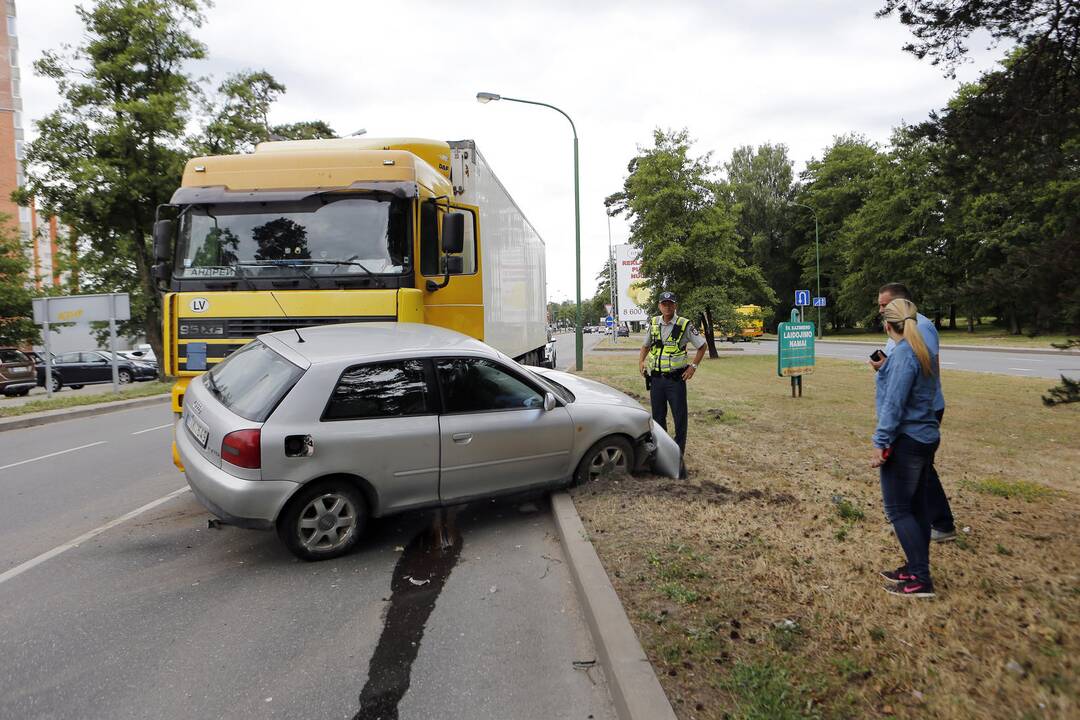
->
[650,373,688,454]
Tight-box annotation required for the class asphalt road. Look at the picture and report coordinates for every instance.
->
[0,404,615,719]
[740,339,1080,379]
[552,330,605,371]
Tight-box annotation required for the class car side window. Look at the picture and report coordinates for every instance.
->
[436,358,542,413]
[84,353,108,364]
[58,352,80,364]
[323,360,431,421]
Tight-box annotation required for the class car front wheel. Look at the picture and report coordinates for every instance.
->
[574,435,634,485]
[277,481,367,561]
[118,370,133,385]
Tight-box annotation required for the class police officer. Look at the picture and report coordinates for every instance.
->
[638,292,707,475]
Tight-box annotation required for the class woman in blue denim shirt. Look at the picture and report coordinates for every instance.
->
[872,298,940,597]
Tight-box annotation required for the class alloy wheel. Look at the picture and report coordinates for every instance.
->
[297,493,358,553]
[588,445,628,480]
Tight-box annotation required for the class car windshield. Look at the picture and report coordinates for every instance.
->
[204,341,305,422]
[176,194,410,279]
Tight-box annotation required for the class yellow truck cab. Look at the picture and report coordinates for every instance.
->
[153,138,548,467]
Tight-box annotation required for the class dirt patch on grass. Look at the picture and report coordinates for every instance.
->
[573,354,1079,720]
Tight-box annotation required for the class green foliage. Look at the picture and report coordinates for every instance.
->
[0,215,37,345]
[606,129,777,354]
[835,498,865,522]
[721,661,820,720]
[17,0,337,360]
[961,477,1055,502]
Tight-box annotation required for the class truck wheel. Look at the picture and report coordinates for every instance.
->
[277,481,367,561]
[574,435,634,485]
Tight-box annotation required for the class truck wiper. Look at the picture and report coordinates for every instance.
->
[233,260,319,287]
[295,259,376,277]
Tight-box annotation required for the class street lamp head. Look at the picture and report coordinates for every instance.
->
[476,92,501,104]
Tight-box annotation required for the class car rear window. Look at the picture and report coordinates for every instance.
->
[204,341,304,422]
[0,349,28,364]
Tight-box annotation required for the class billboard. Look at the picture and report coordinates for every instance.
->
[614,244,648,322]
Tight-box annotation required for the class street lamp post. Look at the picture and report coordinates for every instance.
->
[790,201,822,338]
[477,92,583,370]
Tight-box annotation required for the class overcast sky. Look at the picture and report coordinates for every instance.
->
[17,0,1004,302]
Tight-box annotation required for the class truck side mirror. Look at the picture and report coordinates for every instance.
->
[153,219,174,263]
[441,213,465,254]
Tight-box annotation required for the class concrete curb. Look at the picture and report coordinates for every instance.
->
[551,492,677,720]
[0,394,171,433]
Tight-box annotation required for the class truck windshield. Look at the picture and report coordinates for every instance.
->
[176,195,410,278]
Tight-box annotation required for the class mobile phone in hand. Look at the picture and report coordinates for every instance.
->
[870,349,885,362]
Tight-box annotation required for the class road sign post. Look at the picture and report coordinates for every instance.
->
[777,309,815,398]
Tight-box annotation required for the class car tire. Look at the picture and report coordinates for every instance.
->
[574,435,634,485]
[49,376,62,393]
[277,480,368,562]
[70,385,84,389]
[118,370,133,385]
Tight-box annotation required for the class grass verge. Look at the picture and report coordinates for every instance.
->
[572,353,1078,719]
[0,381,171,418]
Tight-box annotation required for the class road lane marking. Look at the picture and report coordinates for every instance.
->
[1009,367,1033,372]
[0,441,108,472]
[132,423,173,436]
[0,486,190,586]
[941,362,957,365]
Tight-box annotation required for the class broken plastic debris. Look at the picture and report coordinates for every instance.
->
[489,585,498,594]
[572,659,597,670]
[962,526,971,533]
[405,576,430,586]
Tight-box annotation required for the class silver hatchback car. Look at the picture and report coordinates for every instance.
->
[176,323,674,561]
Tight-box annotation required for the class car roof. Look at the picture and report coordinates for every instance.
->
[259,322,499,366]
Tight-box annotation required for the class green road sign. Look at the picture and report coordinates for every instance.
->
[777,315,815,377]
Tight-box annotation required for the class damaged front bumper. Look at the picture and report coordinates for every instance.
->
[635,420,682,479]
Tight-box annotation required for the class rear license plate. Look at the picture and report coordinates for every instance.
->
[184,409,209,448]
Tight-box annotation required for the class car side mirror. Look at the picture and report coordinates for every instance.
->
[153,219,174,263]
[543,392,556,412]
[441,213,465,254]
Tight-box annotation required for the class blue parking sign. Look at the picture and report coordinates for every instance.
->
[813,296,827,307]
[795,290,810,306]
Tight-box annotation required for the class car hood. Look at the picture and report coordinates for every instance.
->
[532,368,646,411]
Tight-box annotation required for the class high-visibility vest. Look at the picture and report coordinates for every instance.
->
[647,315,690,373]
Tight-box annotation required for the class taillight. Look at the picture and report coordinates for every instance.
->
[221,429,261,469]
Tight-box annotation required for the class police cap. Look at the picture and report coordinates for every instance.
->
[658,291,677,304]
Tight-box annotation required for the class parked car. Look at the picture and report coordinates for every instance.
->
[176,323,675,561]
[36,350,152,392]
[0,348,37,397]
[117,350,157,366]
[102,351,159,380]
[617,325,630,337]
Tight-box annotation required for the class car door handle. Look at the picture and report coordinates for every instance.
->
[452,432,473,444]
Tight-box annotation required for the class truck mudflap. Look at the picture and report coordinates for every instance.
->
[644,420,681,479]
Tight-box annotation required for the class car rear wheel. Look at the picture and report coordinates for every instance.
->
[48,376,62,393]
[574,435,634,485]
[70,384,84,389]
[277,481,367,561]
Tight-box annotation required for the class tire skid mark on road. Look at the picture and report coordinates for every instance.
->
[0,487,189,586]
[0,441,108,472]
[353,507,463,720]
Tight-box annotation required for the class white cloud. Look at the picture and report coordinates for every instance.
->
[17,0,1006,301]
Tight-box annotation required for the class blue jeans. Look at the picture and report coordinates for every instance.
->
[650,373,688,454]
[880,434,939,583]
[927,408,955,532]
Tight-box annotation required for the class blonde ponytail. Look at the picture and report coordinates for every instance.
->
[883,298,934,376]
